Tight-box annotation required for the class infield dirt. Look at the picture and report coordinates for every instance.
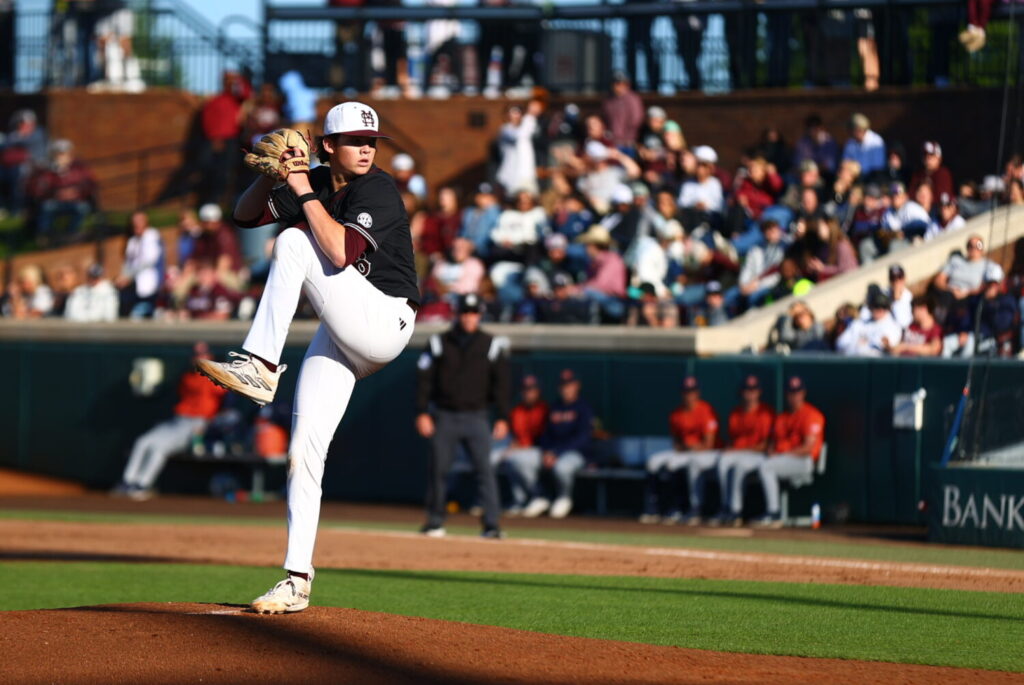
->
[1,602,1020,685]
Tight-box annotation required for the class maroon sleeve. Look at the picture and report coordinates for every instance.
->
[234,206,276,229]
[344,229,369,266]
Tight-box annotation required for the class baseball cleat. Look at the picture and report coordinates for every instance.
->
[751,514,784,530]
[251,571,313,614]
[549,496,573,519]
[638,513,661,524]
[196,351,287,407]
[521,497,551,518]
[420,524,446,538]
[480,525,505,539]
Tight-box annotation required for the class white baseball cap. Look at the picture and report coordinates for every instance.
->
[611,183,634,205]
[693,145,718,164]
[198,203,222,222]
[585,140,609,161]
[323,101,389,138]
[391,153,414,171]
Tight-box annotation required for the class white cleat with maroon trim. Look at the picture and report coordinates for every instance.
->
[196,351,287,407]
[251,571,313,614]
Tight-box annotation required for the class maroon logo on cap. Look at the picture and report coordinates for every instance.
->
[361,110,375,128]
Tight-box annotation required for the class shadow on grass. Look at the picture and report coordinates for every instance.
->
[0,550,183,564]
[328,568,1023,624]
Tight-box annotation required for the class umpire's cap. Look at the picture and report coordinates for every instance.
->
[324,102,389,138]
[457,292,483,314]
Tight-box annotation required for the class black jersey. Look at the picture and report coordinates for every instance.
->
[268,166,420,305]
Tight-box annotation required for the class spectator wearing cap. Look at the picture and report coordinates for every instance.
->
[491,375,549,512]
[640,376,719,524]
[391,153,427,200]
[882,181,931,240]
[691,280,729,326]
[576,140,641,215]
[767,300,826,353]
[836,289,903,356]
[537,232,584,285]
[496,104,539,196]
[112,342,227,500]
[730,219,788,310]
[877,264,913,329]
[460,183,501,259]
[601,72,645,154]
[65,263,118,322]
[910,141,953,200]
[842,113,886,178]
[0,109,47,218]
[190,203,245,292]
[751,377,825,528]
[520,369,594,519]
[25,139,96,245]
[931,234,1005,321]
[678,146,724,229]
[574,225,627,322]
[943,276,1018,358]
[850,183,886,258]
[637,107,679,184]
[713,376,775,525]
[887,296,942,357]
[416,292,511,538]
[115,210,163,319]
[927,193,966,239]
[535,272,594,324]
[793,114,839,179]
[600,183,642,251]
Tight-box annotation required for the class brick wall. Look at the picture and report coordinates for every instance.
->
[0,86,1005,213]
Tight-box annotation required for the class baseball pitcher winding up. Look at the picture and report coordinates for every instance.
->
[196,103,419,614]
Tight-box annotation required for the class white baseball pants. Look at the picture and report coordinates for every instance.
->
[242,227,415,575]
[121,415,207,489]
[717,450,766,515]
[759,455,814,515]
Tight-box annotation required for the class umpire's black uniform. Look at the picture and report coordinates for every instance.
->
[416,293,510,536]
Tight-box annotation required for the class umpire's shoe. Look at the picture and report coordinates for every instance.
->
[196,351,287,407]
[251,570,313,614]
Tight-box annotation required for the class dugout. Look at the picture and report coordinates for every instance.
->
[4,320,1022,531]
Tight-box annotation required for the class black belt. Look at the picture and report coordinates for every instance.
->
[406,299,419,313]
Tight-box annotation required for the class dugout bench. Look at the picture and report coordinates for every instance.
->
[170,446,287,502]
[578,437,828,525]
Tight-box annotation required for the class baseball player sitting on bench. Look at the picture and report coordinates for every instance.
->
[639,376,719,525]
[719,376,824,528]
[711,376,775,526]
[195,103,420,614]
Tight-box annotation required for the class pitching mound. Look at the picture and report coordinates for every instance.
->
[0,603,1016,684]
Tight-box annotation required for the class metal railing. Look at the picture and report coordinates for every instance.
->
[9,0,1021,94]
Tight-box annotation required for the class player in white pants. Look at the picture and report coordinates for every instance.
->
[712,375,775,524]
[197,103,420,614]
[640,376,719,524]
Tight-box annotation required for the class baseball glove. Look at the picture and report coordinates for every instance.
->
[243,128,310,181]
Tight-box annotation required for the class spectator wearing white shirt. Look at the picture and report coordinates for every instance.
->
[495,102,539,196]
[728,219,787,310]
[576,140,641,214]
[65,263,118,322]
[860,181,931,262]
[2,264,53,319]
[927,193,966,239]
[858,265,913,330]
[489,190,548,295]
[391,153,427,200]
[678,145,724,229]
[116,210,163,319]
[837,290,903,356]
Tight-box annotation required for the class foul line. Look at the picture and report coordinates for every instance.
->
[325,527,1024,580]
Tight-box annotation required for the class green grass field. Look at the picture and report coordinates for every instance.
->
[5,508,1024,571]
[2,561,1022,672]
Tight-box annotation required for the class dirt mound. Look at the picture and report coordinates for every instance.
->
[0,603,1016,685]
[0,469,85,496]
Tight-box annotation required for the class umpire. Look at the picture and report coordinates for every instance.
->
[416,293,510,539]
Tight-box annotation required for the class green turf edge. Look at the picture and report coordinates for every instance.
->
[1,561,1022,673]
[4,508,1024,571]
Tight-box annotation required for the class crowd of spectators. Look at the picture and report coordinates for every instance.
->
[4,75,1024,363]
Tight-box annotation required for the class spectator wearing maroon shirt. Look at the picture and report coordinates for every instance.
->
[887,296,942,357]
[199,71,250,205]
[189,203,244,291]
[601,72,645,154]
[420,186,461,263]
[910,141,953,200]
[181,261,236,321]
[26,139,96,245]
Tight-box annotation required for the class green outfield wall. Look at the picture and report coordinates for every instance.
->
[5,338,1024,526]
